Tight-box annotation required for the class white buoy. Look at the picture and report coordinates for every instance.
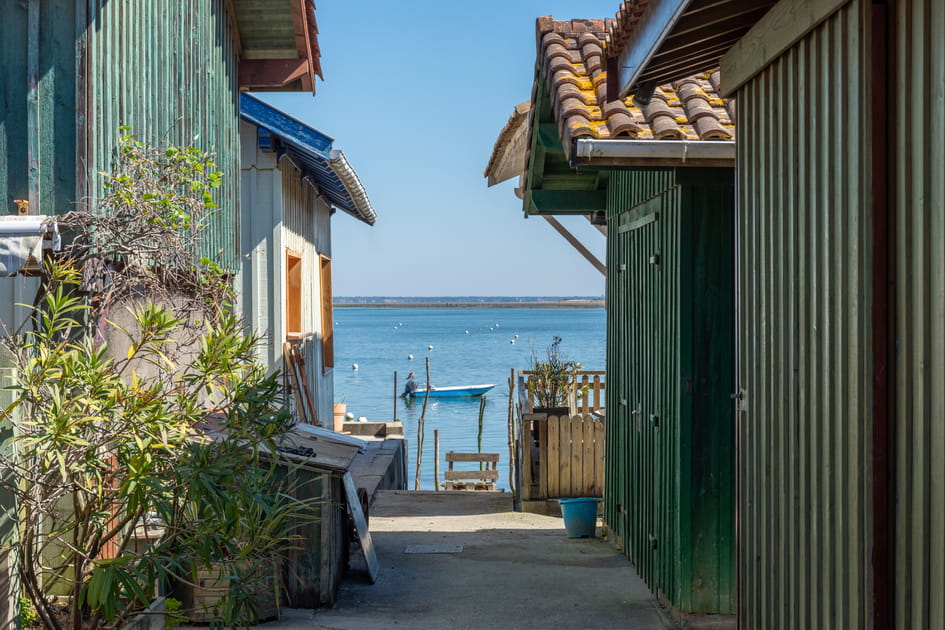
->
[408,354,414,360]
[510,339,515,344]
[465,330,469,334]
[514,334,519,338]
[345,412,354,420]
[495,323,500,327]
[428,345,434,350]
[352,363,359,370]
[357,416,367,422]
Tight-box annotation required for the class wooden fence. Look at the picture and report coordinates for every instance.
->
[518,370,605,415]
[520,413,604,501]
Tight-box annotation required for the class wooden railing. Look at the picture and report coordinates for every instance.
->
[518,370,606,415]
[519,413,604,501]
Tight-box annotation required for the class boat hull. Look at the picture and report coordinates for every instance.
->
[408,384,495,398]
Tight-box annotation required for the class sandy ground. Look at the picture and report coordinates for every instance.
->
[260,490,675,630]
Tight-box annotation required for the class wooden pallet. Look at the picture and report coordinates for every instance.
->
[443,452,499,492]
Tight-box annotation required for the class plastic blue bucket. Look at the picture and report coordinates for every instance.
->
[558,497,601,538]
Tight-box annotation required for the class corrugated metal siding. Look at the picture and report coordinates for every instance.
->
[0,2,79,328]
[735,2,872,628]
[2,1,242,331]
[86,0,241,268]
[605,168,735,614]
[893,1,945,627]
[0,1,79,217]
[605,167,677,571]
[281,156,333,423]
[238,124,282,375]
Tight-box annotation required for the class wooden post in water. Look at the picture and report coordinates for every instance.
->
[477,396,486,470]
[434,429,440,491]
[507,368,516,495]
[393,371,398,421]
[414,357,431,491]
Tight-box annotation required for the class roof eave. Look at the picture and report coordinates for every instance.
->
[233,0,322,94]
[610,0,777,98]
[328,150,377,226]
[612,0,691,99]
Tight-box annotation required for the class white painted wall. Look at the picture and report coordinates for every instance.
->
[237,122,335,425]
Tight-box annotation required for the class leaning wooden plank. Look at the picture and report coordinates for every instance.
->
[444,470,501,480]
[343,472,378,583]
[547,416,560,498]
[292,344,318,426]
[283,342,307,424]
[445,452,500,462]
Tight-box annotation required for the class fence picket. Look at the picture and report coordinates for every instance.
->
[546,417,559,498]
[557,416,572,497]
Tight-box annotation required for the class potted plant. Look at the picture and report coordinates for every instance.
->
[525,336,585,417]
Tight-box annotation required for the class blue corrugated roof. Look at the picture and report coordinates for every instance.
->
[240,93,375,225]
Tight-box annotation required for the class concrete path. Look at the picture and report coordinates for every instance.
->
[262,490,675,630]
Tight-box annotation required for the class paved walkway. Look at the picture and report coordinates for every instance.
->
[261,490,675,630]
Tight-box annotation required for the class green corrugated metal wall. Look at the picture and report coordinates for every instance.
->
[1,0,240,268]
[893,1,945,627]
[605,168,735,614]
[734,1,873,627]
[86,0,241,267]
[0,2,80,218]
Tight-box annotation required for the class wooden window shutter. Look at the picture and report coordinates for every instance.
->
[319,255,334,367]
[286,250,303,337]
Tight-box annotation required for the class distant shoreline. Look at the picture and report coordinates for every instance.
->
[334,300,605,309]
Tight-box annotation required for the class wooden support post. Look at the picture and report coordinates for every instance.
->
[414,357,431,491]
[434,429,440,492]
[477,396,486,470]
[393,370,398,422]
[507,368,516,496]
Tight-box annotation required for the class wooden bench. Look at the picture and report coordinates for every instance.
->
[443,452,500,491]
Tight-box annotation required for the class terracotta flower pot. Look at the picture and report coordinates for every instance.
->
[333,403,347,432]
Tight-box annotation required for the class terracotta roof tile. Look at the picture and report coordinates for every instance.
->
[536,17,734,159]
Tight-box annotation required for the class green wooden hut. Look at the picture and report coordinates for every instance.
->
[607,0,945,627]
[487,17,738,622]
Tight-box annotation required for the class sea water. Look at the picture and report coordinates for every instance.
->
[333,307,605,490]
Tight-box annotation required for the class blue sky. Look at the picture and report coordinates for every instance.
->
[258,0,619,297]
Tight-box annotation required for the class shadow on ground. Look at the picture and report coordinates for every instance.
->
[260,490,675,630]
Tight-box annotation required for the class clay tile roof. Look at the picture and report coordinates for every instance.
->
[536,16,735,160]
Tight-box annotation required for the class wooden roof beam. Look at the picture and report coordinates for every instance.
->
[239,58,310,89]
[527,189,606,213]
[291,0,316,93]
[542,216,606,277]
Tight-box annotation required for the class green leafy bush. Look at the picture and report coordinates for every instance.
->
[0,135,315,630]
